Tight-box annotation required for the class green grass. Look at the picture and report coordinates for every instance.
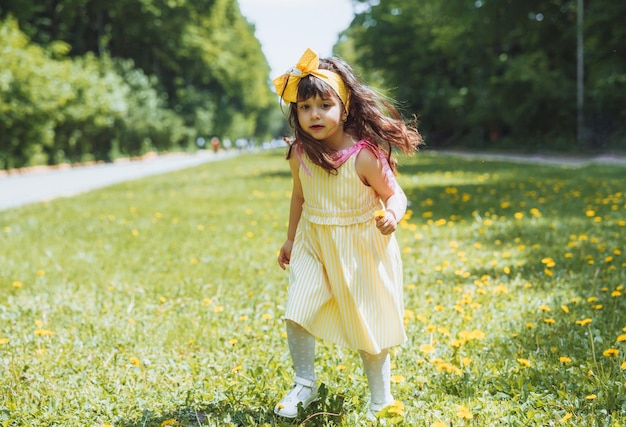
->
[1,150,625,426]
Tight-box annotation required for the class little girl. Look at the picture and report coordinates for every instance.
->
[272,48,423,420]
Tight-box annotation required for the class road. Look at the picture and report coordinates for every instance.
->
[0,150,238,211]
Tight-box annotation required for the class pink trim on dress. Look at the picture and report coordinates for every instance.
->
[294,139,392,178]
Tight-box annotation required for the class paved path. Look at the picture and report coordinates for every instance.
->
[0,150,238,211]
[435,150,626,167]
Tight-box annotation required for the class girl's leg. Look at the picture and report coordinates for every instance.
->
[359,349,394,406]
[286,320,316,381]
[275,320,318,418]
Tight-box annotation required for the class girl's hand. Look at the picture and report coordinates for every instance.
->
[375,210,397,235]
[278,239,294,270]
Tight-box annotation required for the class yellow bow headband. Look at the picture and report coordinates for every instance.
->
[272,48,350,111]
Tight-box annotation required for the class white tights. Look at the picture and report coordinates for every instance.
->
[285,320,393,405]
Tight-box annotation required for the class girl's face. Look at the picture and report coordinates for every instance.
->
[296,92,347,145]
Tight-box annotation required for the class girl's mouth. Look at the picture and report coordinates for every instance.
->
[310,125,324,130]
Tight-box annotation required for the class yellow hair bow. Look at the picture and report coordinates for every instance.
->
[272,48,350,110]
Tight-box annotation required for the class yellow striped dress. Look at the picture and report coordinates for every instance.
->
[285,141,407,355]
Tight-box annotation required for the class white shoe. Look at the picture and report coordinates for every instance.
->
[274,376,319,418]
[366,399,396,421]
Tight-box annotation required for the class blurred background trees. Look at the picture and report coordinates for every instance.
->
[1,0,624,169]
[0,0,280,168]
[337,0,625,151]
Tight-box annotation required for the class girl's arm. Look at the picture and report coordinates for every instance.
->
[278,154,304,269]
[355,148,407,235]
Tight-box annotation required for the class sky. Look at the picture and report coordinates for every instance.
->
[238,0,355,78]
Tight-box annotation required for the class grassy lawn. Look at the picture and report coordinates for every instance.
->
[1,150,625,426]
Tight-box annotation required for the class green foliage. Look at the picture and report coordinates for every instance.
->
[339,0,626,150]
[0,151,625,426]
[0,0,280,169]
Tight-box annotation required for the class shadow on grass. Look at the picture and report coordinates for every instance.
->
[117,384,346,427]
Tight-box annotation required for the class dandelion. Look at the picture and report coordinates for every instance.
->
[544,318,556,324]
[586,394,597,400]
[602,348,619,357]
[12,281,22,288]
[560,413,573,422]
[517,358,531,367]
[539,305,550,312]
[129,356,141,366]
[576,318,592,326]
[213,306,223,313]
[160,419,179,426]
[231,365,243,373]
[390,374,405,383]
[0,338,8,345]
[34,329,53,337]
[420,344,435,354]
[561,305,569,313]
[617,334,626,342]
[262,313,273,320]
[228,339,238,345]
[621,361,626,370]
[374,209,386,219]
[431,422,447,427]
[457,405,473,419]
[559,356,572,363]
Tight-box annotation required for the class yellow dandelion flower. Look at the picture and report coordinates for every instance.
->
[576,318,592,326]
[544,318,556,324]
[34,329,53,337]
[559,356,572,363]
[390,374,405,383]
[129,356,141,366]
[374,209,386,219]
[526,323,535,329]
[228,339,238,345]
[586,394,597,400]
[337,364,346,371]
[517,358,531,367]
[561,305,569,313]
[0,338,8,345]
[160,419,179,426]
[457,405,473,419]
[431,422,447,427]
[539,305,551,312]
[585,209,596,217]
[621,361,626,370]
[420,344,435,354]
[611,290,622,297]
[602,348,619,357]
[560,413,573,422]
[37,270,45,277]
[617,334,626,342]
[262,313,273,320]
[12,281,23,288]
[231,365,243,373]
[213,306,223,313]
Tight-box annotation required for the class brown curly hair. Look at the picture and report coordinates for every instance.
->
[284,55,424,174]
